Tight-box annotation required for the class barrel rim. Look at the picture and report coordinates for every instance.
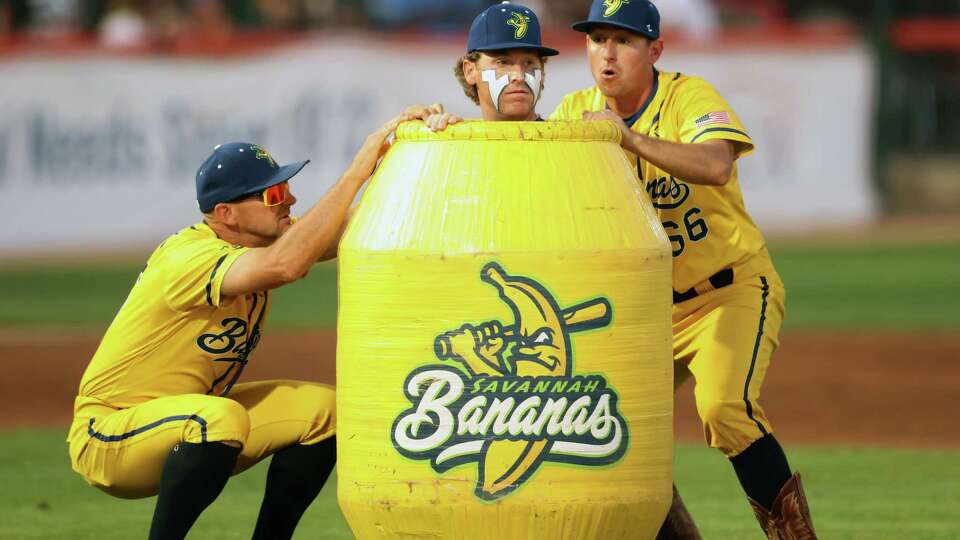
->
[395,120,623,143]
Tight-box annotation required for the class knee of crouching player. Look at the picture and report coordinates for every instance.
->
[696,398,770,457]
[201,397,252,447]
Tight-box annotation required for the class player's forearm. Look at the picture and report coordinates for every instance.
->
[624,132,733,186]
[317,205,356,261]
[266,173,366,280]
[271,116,399,270]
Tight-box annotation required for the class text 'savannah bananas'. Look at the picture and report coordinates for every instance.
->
[432,262,613,499]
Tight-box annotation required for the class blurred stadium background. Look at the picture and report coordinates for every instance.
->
[1,1,958,539]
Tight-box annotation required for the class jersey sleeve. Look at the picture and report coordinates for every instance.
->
[162,239,249,311]
[673,77,754,158]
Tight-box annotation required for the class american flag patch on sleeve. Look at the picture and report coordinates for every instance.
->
[694,111,731,128]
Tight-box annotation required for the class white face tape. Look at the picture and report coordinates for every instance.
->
[481,69,510,113]
[481,68,543,113]
[526,69,543,103]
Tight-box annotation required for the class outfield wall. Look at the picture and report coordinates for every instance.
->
[0,38,875,255]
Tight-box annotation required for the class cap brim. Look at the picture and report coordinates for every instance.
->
[245,159,310,194]
[472,43,560,57]
[571,19,658,40]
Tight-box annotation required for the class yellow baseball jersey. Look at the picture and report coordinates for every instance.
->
[551,69,775,292]
[76,222,269,410]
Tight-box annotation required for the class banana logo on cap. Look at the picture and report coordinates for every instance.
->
[507,12,531,39]
[602,0,630,17]
[393,262,627,500]
[251,144,277,167]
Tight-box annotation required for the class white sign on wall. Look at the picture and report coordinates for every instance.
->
[0,38,875,256]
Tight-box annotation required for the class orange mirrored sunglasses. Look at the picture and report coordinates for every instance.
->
[246,181,289,207]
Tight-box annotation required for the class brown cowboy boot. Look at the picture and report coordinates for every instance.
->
[748,473,818,540]
[655,484,702,540]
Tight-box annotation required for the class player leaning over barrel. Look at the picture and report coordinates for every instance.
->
[67,110,423,540]
[423,1,558,130]
[554,1,817,538]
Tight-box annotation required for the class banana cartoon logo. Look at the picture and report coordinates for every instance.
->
[602,0,630,18]
[507,12,531,40]
[250,144,277,167]
[392,262,629,501]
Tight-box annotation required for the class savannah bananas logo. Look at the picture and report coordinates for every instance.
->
[251,144,277,167]
[603,0,629,17]
[391,262,629,501]
[507,12,530,39]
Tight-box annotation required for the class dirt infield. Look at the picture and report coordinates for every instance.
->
[2,330,957,448]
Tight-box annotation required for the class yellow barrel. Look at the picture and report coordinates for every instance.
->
[337,120,672,539]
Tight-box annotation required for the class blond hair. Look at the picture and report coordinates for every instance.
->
[454,52,483,105]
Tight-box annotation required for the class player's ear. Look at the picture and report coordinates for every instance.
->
[649,38,664,63]
[212,203,236,226]
[463,58,478,86]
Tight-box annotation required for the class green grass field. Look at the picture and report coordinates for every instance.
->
[2,241,958,538]
[2,429,957,540]
[1,243,957,330]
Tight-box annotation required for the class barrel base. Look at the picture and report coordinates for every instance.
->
[340,494,671,540]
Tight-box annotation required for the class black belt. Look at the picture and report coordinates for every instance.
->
[673,268,734,303]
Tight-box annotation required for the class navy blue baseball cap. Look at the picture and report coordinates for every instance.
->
[196,142,309,213]
[572,0,661,40]
[468,1,559,57]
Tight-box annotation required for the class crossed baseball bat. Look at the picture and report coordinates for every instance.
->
[434,297,611,360]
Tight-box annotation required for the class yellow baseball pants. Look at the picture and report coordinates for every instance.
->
[67,380,335,499]
[672,270,786,457]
